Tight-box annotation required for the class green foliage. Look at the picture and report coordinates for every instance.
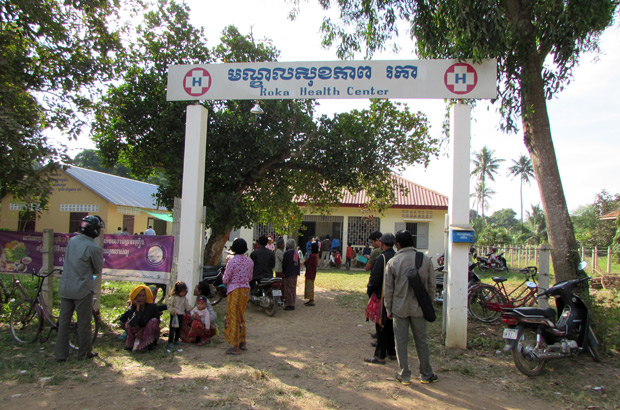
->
[307,0,619,281]
[507,154,535,228]
[0,0,124,205]
[93,0,440,262]
[470,146,503,220]
[572,190,620,248]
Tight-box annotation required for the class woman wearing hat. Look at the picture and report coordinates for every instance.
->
[222,238,253,355]
[120,285,161,352]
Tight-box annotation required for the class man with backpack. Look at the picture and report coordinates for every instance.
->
[383,230,438,385]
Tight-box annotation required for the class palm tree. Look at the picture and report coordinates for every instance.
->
[471,146,503,221]
[526,204,548,244]
[507,154,536,230]
[471,180,495,217]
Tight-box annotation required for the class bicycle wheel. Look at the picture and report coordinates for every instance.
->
[10,299,42,344]
[68,309,100,350]
[468,285,506,323]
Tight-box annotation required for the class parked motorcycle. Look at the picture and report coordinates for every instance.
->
[477,247,508,272]
[201,265,227,306]
[434,261,481,304]
[250,277,284,316]
[501,261,601,377]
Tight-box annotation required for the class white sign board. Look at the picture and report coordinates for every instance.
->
[167,59,497,101]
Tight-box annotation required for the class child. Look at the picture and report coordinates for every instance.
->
[167,281,191,348]
[334,250,342,269]
[188,295,217,346]
[345,243,353,270]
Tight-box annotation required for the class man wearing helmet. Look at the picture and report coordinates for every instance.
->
[55,215,104,361]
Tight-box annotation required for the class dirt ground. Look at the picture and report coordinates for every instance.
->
[1,279,617,410]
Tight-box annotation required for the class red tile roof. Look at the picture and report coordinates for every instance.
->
[300,174,448,210]
[601,209,620,220]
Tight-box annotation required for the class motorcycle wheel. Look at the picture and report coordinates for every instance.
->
[264,291,277,317]
[468,285,506,323]
[587,326,602,362]
[513,327,547,377]
[208,284,223,306]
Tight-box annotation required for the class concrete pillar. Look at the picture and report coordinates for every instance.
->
[537,244,551,308]
[445,103,471,349]
[176,104,208,298]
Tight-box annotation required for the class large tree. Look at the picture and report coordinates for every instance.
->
[507,154,535,230]
[0,0,123,208]
[471,146,503,221]
[93,0,440,264]
[309,0,618,281]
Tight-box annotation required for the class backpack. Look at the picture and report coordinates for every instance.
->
[406,252,437,322]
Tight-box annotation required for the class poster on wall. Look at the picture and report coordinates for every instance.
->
[0,232,174,284]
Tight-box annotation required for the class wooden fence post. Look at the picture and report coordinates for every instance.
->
[593,246,598,274]
[41,229,54,315]
[608,246,612,275]
[94,234,103,311]
[538,244,551,308]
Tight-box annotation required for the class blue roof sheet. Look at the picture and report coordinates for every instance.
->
[66,166,163,210]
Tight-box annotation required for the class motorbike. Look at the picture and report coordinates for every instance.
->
[201,265,227,306]
[501,261,601,377]
[477,248,508,272]
[250,277,284,316]
[434,260,481,304]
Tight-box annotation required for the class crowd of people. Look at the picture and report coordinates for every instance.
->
[56,215,438,385]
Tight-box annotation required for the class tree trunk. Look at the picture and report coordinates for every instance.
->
[520,48,580,282]
[203,228,233,266]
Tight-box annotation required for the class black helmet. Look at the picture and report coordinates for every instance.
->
[80,215,105,238]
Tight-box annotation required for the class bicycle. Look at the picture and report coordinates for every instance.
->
[468,266,538,323]
[0,272,32,306]
[10,268,100,349]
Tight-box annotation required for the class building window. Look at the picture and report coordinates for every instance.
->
[69,212,88,233]
[253,223,276,241]
[117,206,140,215]
[405,222,429,249]
[347,216,381,246]
[60,204,99,212]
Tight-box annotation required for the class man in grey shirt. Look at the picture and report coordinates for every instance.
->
[384,229,438,385]
[55,215,104,361]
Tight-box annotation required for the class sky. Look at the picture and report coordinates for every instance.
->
[61,0,620,216]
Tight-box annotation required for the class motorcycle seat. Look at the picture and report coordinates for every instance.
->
[492,276,507,283]
[508,307,556,319]
[259,277,282,285]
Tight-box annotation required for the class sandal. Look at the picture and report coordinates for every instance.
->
[364,357,386,364]
[197,342,204,347]
[226,347,241,355]
[239,342,248,351]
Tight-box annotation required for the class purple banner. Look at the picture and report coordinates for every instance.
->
[0,232,174,284]
[0,232,43,274]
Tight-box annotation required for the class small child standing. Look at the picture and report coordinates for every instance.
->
[188,295,217,346]
[167,281,191,348]
[345,243,353,270]
[334,250,342,269]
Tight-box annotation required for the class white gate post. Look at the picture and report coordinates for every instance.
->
[538,244,551,308]
[176,104,208,299]
[445,102,471,349]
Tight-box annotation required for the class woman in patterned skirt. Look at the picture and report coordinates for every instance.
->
[222,238,253,355]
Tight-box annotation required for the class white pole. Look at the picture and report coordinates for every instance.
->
[176,104,208,299]
[445,102,471,349]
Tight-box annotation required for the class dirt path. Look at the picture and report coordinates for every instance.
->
[0,281,600,409]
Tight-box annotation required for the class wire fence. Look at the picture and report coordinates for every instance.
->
[476,245,620,276]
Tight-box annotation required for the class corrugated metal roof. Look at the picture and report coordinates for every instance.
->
[66,166,162,210]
